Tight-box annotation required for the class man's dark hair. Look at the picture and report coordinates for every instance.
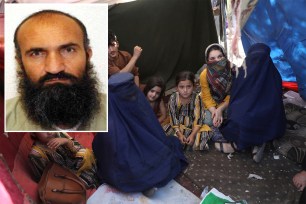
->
[14,9,90,60]
[108,30,118,46]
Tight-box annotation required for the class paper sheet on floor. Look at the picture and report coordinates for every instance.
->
[200,188,234,204]
[87,179,201,204]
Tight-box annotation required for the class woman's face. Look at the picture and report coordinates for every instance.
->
[177,80,194,99]
[208,49,224,63]
[34,132,57,143]
[147,86,162,102]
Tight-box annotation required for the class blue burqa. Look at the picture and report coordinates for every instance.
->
[220,43,286,150]
[92,73,188,192]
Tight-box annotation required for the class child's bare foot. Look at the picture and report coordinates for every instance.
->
[293,170,306,191]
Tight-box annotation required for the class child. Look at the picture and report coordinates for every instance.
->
[143,76,167,124]
[28,132,99,189]
[164,71,210,150]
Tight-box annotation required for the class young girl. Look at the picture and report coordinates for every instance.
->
[28,132,99,189]
[199,43,234,153]
[164,71,210,150]
[143,76,167,124]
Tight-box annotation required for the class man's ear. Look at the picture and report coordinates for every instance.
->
[86,48,93,60]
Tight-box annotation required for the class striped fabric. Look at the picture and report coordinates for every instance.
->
[206,58,232,104]
[164,92,211,150]
[28,132,99,189]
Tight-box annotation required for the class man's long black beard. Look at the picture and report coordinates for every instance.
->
[18,62,101,130]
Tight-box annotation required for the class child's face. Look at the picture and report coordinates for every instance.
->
[108,40,119,59]
[177,80,193,99]
[208,50,224,63]
[34,132,57,144]
[147,86,162,102]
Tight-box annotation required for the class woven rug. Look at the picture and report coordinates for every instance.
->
[180,102,306,204]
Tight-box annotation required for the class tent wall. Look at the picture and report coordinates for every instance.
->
[241,0,306,100]
[109,0,218,88]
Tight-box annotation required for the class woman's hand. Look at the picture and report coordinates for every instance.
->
[47,138,69,150]
[213,107,223,127]
[209,107,217,120]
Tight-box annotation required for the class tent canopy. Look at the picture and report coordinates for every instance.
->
[109,0,218,88]
[241,0,306,99]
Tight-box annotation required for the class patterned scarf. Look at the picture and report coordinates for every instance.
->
[206,58,232,104]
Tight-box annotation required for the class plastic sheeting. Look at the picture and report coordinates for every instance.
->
[241,0,306,100]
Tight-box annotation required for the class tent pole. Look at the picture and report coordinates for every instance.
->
[220,0,227,55]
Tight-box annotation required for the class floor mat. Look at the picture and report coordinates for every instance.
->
[275,103,306,155]
[180,103,306,204]
[183,148,301,203]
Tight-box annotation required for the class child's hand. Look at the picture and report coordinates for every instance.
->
[177,132,186,144]
[186,135,195,146]
[47,138,69,150]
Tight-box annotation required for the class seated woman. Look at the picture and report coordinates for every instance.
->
[199,43,233,151]
[92,73,187,196]
[164,71,210,150]
[143,76,167,124]
[219,43,286,162]
[28,132,99,189]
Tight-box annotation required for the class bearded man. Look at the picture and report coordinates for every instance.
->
[6,10,106,131]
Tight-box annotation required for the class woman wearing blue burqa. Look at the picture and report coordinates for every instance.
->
[92,72,188,196]
[219,43,286,163]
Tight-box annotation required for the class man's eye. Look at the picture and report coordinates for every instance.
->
[29,50,43,57]
[61,47,77,57]
[64,47,76,53]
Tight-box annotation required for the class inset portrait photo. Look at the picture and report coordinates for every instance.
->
[5,3,108,132]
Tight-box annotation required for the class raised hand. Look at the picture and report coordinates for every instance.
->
[133,45,143,58]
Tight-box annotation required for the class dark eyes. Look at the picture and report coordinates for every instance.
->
[178,85,192,89]
[30,50,43,57]
[63,47,76,53]
[28,47,76,58]
[209,54,224,61]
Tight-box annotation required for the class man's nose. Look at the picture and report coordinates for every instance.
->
[44,52,65,74]
[109,45,116,51]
